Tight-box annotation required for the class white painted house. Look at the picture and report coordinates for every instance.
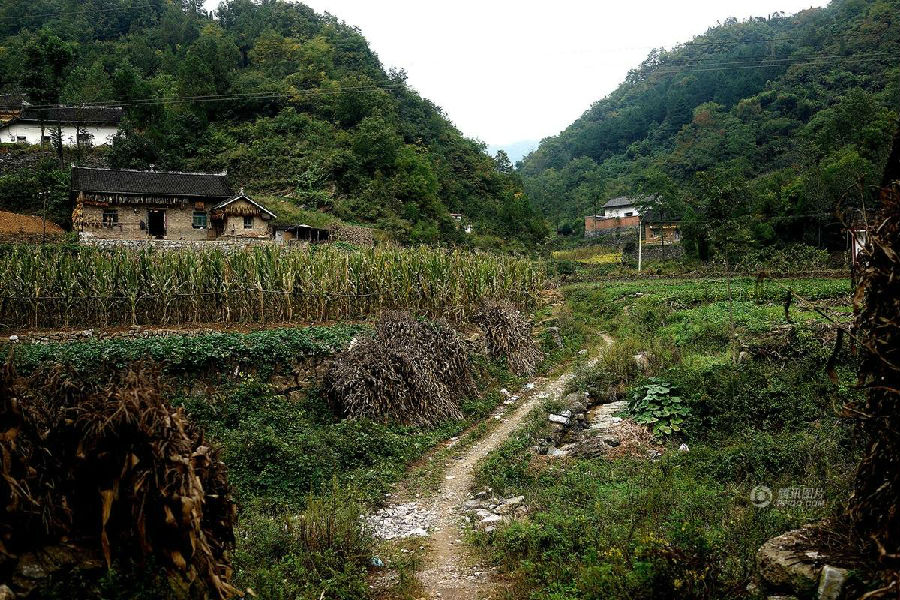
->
[602,196,643,219]
[0,105,122,147]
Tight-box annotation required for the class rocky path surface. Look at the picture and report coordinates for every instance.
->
[414,367,577,600]
[368,336,615,600]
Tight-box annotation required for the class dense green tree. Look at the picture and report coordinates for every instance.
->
[20,30,74,103]
[521,0,900,255]
[0,0,546,249]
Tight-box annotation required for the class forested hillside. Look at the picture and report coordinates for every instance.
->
[0,0,547,248]
[521,0,899,256]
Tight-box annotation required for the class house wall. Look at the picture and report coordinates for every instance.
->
[221,214,271,238]
[78,204,211,241]
[216,198,272,238]
[585,215,640,238]
[604,205,640,219]
[645,224,681,246]
[0,123,119,146]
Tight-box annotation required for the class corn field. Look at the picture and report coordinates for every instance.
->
[0,245,546,330]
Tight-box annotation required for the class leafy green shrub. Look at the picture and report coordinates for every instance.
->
[668,357,852,441]
[555,259,577,276]
[569,337,678,401]
[628,378,689,436]
[10,326,361,378]
[735,244,832,273]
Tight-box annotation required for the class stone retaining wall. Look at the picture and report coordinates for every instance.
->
[331,224,375,247]
[79,237,276,251]
[626,242,686,263]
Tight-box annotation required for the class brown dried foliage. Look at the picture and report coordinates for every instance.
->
[325,312,475,426]
[0,362,239,599]
[473,300,543,376]
[848,180,900,594]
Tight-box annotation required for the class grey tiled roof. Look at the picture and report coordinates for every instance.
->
[71,167,233,198]
[603,195,659,209]
[18,106,123,125]
[603,196,639,209]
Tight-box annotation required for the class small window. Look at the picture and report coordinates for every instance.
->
[102,209,118,225]
[193,211,208,229]
[625,212,634,217]
[42,135,51,144]
[243,216,253,229]
[16,136,26,144]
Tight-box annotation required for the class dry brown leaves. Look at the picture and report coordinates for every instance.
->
[325,311,475,426]
[848,179,900,594]
[473,300,543,376]
[603,421,661,460]
[0,362,239,598]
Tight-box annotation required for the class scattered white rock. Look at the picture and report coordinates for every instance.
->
[8,335,18,342]
[366,502,436,540]
[525,383,535,390]
[679,443,690,453]
[634,352,651,371]
[548,414,570,425]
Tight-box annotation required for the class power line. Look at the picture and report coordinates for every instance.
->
[641,50,894,68]
[0,2,176,22]
[16,50,893,113]
[22,83,409,110]
[639,53,891,77]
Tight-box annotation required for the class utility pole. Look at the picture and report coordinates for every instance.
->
[637,218,643,272]
[40,189,49,244]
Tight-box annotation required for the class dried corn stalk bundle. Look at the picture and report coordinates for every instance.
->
[473,300,543,376]
[326,312,475,426]
[0,363,239,599]
[848,176,900,595]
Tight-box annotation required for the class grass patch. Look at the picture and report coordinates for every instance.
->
[472,275,860,599]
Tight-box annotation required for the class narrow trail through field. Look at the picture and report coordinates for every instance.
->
[412,335,613,600]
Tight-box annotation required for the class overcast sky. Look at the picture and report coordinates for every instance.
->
[205,0,829,149]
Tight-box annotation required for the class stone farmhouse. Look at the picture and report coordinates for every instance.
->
[71,167,276,242]
[0,105,123,147]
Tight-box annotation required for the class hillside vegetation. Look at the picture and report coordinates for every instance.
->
[522,0,899,256]
[0,0,546,248]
